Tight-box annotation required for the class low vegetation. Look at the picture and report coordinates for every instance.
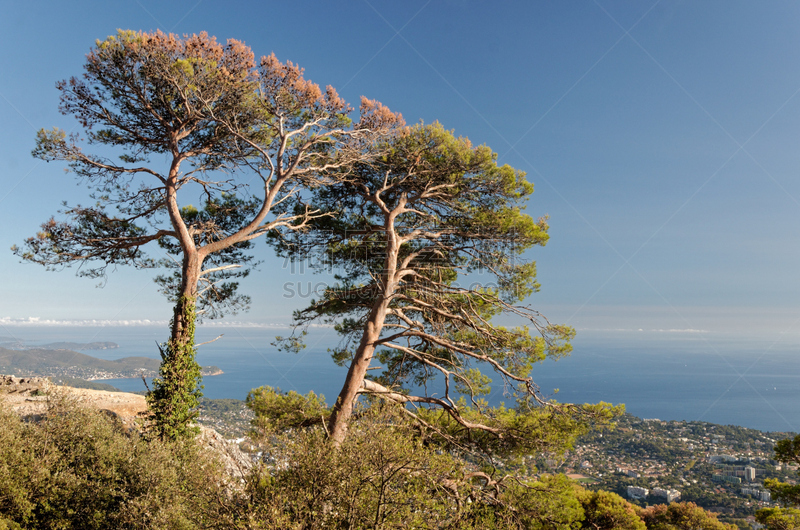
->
[0,397,231,529]
[0,390,750,530]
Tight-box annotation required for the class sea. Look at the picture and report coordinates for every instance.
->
[3,325,799,434]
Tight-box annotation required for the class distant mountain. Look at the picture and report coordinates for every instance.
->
[0,340,120,351]
[0,338,23,348]
[37,341,120,351]
[0,347,222,380]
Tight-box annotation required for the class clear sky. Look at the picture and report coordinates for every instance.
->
[1,1,800,338]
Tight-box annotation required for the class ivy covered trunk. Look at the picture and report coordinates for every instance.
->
[147,295,203,439]
[147,253,204,440]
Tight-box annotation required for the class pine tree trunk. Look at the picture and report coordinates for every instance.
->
[328,218,399,445]
[147,254,204,439]
[327,304,387,445]
[171,252,201,345]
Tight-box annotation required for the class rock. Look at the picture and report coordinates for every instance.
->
[198,425,253,479]
[0,374,147,427]
[0,375,52,394]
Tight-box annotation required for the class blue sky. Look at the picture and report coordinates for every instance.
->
[2,1,800,338]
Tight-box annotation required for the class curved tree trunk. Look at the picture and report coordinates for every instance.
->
[327,301,389,445]
[328,209,400,445]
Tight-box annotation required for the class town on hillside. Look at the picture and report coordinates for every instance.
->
[536,414,797,523]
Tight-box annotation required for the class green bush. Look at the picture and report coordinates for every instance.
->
[0,397,232,529]
[577,489,645,530]
[242,405,464,529]
[246,385,328,434]
[755,507,800,530]
[639,502,737,530]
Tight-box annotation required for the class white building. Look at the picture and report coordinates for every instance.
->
[652,487,681,502]
[741,487,771,502]
[627,486,648,500]
[709,455,737,464]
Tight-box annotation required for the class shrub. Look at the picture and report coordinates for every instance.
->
[639,502,737,530]
[242,405,463,529]
[241,401,630,529]
[0,396,233,529]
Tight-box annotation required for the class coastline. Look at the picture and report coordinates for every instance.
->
[88,366,224,381]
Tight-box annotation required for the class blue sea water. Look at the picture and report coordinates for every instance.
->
[4,325,800,434]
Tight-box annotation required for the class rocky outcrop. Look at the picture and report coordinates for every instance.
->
[198,426,253,479]
[0,374,52,394]
[0,377,147,431]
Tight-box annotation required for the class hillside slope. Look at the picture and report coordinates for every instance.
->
[0,347,221,379]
